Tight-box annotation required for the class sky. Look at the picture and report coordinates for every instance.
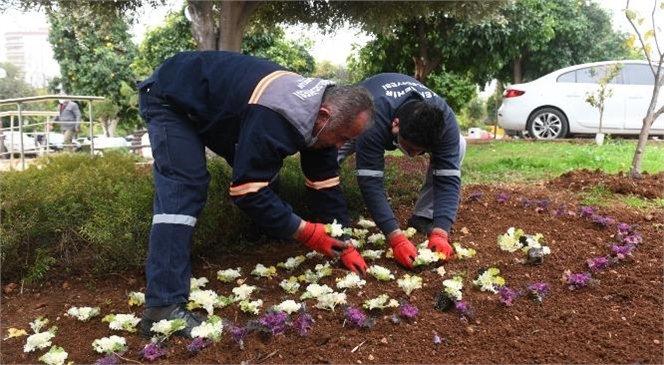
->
[0,1,660,68]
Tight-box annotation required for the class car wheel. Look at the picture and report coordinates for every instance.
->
[527,108,568,139]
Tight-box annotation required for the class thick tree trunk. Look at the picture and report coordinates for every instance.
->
[187,1,216,50]
[218,1,262,51]
[512,56,523,84]
[412,18,440,85]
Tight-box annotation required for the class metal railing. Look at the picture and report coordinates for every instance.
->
[0,95,105,169]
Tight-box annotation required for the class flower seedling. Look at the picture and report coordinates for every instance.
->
[24,317,57,353]
[360,249,384,261]
[186,337,212,356]
[400,302,419,320]
[224,321,249,350]
[257,310,291,337]
[274,300,302,314]
[336,272,367,290]
[366,265,395,281]
[232,284,257,301]
[562,270,595,291]
[455,300,473,319]
[127,291,145,307]
[239,299,263,315]
[362,294,398,310]
[191,315,224,342]
[315,292,347,311]
[217,268,242,283]
[611,244,635,261]
[66,306,101,322]
[277,256,306,271]
[497,192,510,203]
[473,268,505,294]
[498,286,520,307]
[527,282,550,303]
[292,307,315,336]
[300,283,334,300]
[190,277,209,290]
[586,256,610,271]
[139,342,168,362]
[188,290,233,315]
[452,242,476,259]
[251,263,277,279]
[39,346,68,365]
[397,274,423,296]
[367,232,386,245]
[92,335,127,365]
[357,216,376,228]
[279,277,301,294]
[344,306,374,328]
[412,247,441,266]
[101,313,140,332]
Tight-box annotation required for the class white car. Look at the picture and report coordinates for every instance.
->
[498,60,664,139]
[77,135,129,154]
[0,131,39,157]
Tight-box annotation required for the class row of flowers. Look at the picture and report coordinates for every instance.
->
[10,196,644,364]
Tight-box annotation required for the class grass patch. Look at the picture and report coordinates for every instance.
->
[462,139,664,184]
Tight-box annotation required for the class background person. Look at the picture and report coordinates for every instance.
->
[137,51,374,338]
[55,99,81,152]
[338,73,466,269]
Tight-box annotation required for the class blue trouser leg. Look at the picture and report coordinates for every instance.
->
[141,93,210,308]
[413,136,467,218]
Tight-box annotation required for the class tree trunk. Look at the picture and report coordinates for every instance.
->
[187,1,216,50]
[512,56,523,84]
[412,18,440,85]
[218,1,262,51]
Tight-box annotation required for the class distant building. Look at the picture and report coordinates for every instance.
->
[3,27,60,88]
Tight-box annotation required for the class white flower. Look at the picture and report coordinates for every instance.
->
[498,227,525,252]
[315,292,346,311]
[443,276,464,301]
[151,319,186,337]
[232,284,257,301]
[91,335,127,355]
[305,251,324,259]
[29,317,49,333]
[102,313,140,332]
[24,331,55,353]
[404,227,417,238]
[190,315,223,341]
[217,268,242,282]
[66,306,100,321]
[367,233,386,245]
[314,262,333,277]
[128,291,145,307]
[190,277,209,291]
[452,242,477,259]
[356,216,376,228]
[39,346,68,365]
[325,219,346,238]
[251,263,277,279]
[360,249,384,261]
[277,256,306,271]
[473,268,505,293]
[300,283,334,300]
[362,294,398,310]
[299,262,333,284]
[239,299,263,315]
[279,278,301,294]
[397,274,423,296]
[274,300,302,314]
[413,247,440,266]
[366,265,394,281]
[436,266,447,277]
[189,290,232,315]
[336,272,366,289]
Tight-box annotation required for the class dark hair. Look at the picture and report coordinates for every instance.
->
[397,100,445,149]
[322,85,375,129]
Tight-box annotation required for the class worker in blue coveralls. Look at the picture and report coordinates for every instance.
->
[338,73,466,269]
[136,51,374,338]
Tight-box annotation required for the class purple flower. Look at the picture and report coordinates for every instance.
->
[468,192,483,201]
[617,223,631,235]
[553,203,567,216]
[186,337,211,355]
[611,244,635,260]
[454,300,472,317]
[623,233,642,246]
[225,321,249,349]
[433,333,442,345]
[564,271,592,290]
[344,306,373,328]
[580,206,594,218]
[258,310,290,336]
[95,355,119,365]
[586,256,610,271]
[400,303,419,319]
[591,214,615,227]
[498,286,519,307]
[527,282,550,302]
[497,192,510,203]
[520,197,532,207]
[293,312,315,336]
[139,342,168,361]
[535,199,551,213]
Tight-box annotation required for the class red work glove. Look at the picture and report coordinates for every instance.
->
[388,232,418,269]
[295,221,346,258]
[340,246,368,275]
[428,230,454,261]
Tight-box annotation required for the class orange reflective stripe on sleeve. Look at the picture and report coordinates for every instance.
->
[248,70,295,104]
[304,176,340,190]
[229,181,270,196]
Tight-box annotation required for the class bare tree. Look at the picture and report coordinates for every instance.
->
[625,0,664,178]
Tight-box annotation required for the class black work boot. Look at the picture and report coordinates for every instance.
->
[139,304,205,339]
[407,215,433,235]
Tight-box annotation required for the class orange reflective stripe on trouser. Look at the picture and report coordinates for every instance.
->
[248,70,295,104]
[305,176,340,190]
[229,181,269,196]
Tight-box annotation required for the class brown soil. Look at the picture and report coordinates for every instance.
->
[2,166,663,364]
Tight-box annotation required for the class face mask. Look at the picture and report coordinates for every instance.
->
[392,140,411,156]
[309,117,331,146]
